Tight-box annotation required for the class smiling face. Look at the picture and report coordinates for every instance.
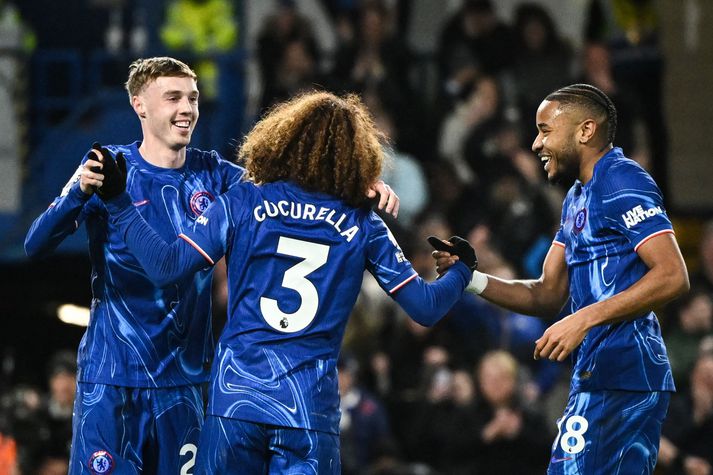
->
[132,76,199,152]
[532,100,582,185]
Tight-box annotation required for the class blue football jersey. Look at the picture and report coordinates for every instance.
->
[179,181,417,434]
[26,142,244,387]
[553,147,675,393]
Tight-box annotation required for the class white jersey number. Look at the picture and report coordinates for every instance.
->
[260,237,329,333]
[179,443,197,475]
[553,415,589,455]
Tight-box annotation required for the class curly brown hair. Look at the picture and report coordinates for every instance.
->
[239,91,387,208]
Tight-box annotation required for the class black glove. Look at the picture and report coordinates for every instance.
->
[91,142,127,201]
[427,235,478,271]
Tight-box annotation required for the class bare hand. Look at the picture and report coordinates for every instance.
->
[534,311,590,362]
[79,150,104,194]
[367,180,399,218]
[431,250,459,276]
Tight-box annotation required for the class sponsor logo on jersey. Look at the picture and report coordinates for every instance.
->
[196,215,209,226]
[395,250,406,263]
[88,450,114,474]
[573,208,587,234]
[190,191,215,216]
[60,165,84,197]
[622,205,663,229]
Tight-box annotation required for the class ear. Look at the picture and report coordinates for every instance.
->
[132,95,146,119]
[578,119,598,144]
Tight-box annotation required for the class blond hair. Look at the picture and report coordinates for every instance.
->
[125,57,197,99]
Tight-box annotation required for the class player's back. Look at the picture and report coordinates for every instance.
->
[208,180,415,434]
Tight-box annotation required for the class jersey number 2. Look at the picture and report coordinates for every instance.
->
[260,236,329,333]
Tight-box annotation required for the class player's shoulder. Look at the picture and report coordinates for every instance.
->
[186,148,243,173]
[221,177,259,203]
[595,148,659,193]
[186,147,221,168]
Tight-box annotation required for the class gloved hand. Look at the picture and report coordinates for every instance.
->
[91,142,127,201]
[427,235,478,271]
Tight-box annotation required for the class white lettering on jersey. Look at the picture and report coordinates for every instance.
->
[621,205,663,229]
[252,199,360,242]
[60,165,84,197]
[196,216,209,226]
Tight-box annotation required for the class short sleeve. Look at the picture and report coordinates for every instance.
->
[364,212,417,294]
[602,162,673,252]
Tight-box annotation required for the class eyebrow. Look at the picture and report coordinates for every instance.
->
[162,90,198,96]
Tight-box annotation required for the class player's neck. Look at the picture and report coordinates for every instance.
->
[139,139,187,169]
[579,144,613,184]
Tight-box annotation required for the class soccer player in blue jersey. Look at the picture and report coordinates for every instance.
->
[92,91,476,474]
[433,84,689,474]
[25,58,400,474]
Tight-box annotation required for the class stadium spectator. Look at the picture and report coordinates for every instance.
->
[255,0,320,110]
[472,350,551,474]
[436,0,514,104]
[160,0,239,100]
[665,287,713,387]
[510,3,574,125]
[586,0,669,195]
[659,353,713,475]
[338,353,392,475]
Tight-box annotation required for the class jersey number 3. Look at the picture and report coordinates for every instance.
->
[260,236,329,333]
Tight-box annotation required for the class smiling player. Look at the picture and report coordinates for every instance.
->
[433,83,689,474]
[25,58,400,474]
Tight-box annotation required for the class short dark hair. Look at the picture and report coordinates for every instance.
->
[546,83,617,144]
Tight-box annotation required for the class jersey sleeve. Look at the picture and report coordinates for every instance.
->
[364,212,418,293]
[553,190,569,248]
[178,192,236,265]
[602,162,673,252]
[24,154,98,258]
[105,192,226,288]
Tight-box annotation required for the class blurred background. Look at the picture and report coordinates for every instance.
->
[1,0,712,474]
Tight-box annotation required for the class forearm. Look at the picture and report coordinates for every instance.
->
[106,193,208,287]
[394,262,471,326]
[478,274,566,318]
[25,184,90,257]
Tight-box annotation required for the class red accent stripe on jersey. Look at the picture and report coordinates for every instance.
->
[553,240,566,248]
[133,199,150,207]
[389,273,418,294]
[634,229,675,253]
[178,234,215,265]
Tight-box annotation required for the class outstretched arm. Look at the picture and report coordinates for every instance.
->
[106,193,215,287]
[433,242,570,318]
[25,152,105,257]
[392,261,472,326]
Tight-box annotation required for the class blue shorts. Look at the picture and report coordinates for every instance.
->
[68,382,205,474]
[195,415,340,474]
[547,390,671,475]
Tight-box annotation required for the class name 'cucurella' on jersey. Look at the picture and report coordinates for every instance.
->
[252,199,360,242]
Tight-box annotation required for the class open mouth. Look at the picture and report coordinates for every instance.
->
[540,154,552,172]
[173,120,191,130]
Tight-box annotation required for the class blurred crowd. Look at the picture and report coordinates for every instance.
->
[2,0,713,474]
